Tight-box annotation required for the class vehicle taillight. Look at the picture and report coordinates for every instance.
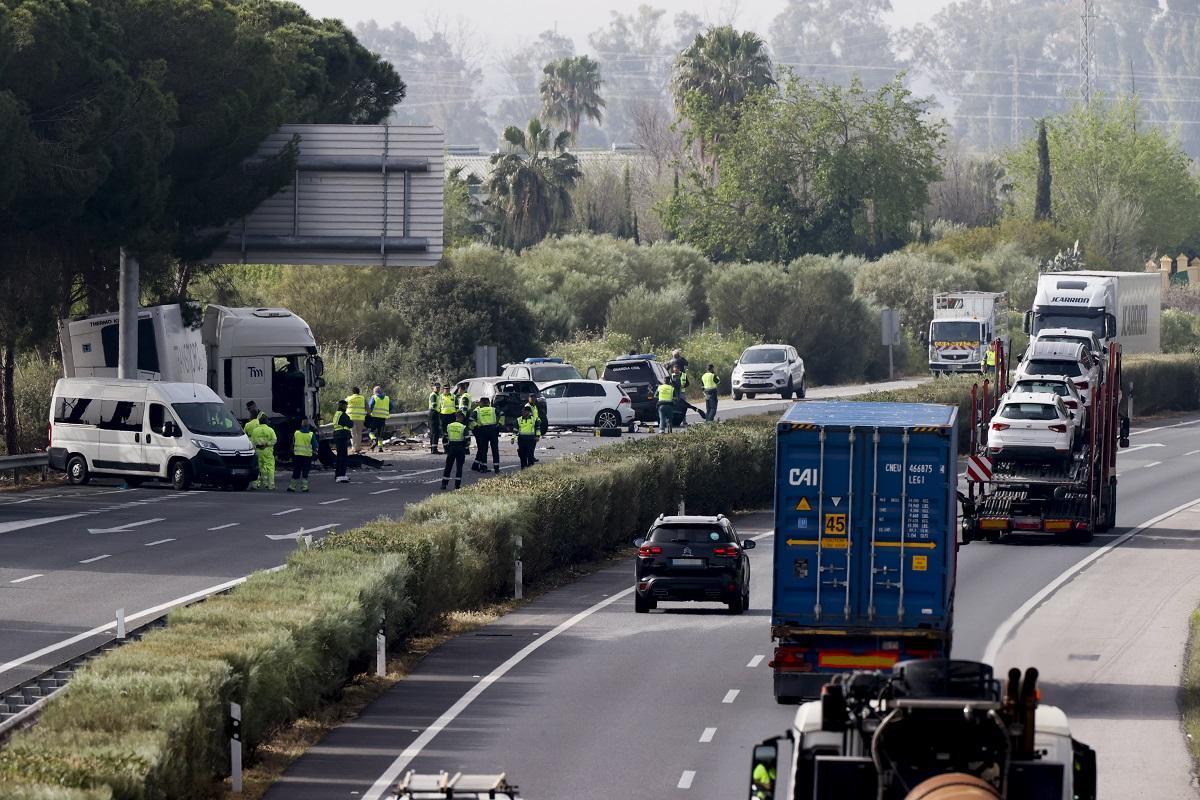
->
[991,422,1010,431]
[618,396,630,405]
[1048,424,1067,433]
[711,546,738,556]
[638,545,662,557]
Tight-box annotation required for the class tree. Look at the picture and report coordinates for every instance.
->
[927,141,1002,228]
[1034,120,1052,221]
[587,6,673,145]
[444,167,491,247]
[496,30,575,132]
[605,286,692,346]
[769,0,902,89]
[1007,98,1200,256]
[666,75,944,261]
[488,118,582,252]
[539,55,606,143]
[672,26,775,114]
[854,252,979,343]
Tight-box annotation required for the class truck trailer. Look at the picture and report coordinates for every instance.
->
[771,402,959,703]
[1026,270,1160,354]
[59,303,324,428]
[928,291,1008,375]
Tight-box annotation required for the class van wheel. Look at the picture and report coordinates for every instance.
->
[595,409,620,429]
[170,460,193,491]
[66,455,90,486]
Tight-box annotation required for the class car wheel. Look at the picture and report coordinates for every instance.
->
[170,459,193,491]
[595,409,620,429]
[732,390,743,401]
[66,454,90,486]
[727,594,745,614]
[797,380,806,399]
[634,594,655,613]
[783,379,794,400]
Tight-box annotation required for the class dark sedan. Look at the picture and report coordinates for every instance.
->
[633,514,754,614]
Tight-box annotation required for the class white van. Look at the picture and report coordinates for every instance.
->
[48,378,258,490]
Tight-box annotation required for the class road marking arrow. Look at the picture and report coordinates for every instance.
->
[0,513,85,534]
[88,517,165,534]
[265,523,338,541]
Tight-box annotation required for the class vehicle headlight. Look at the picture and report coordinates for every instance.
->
[191,439,219,451]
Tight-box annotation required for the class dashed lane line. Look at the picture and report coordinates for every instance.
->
[699,727,717,743]
[78,554,110,564]
[677,770,696,789]
[9,574,43,584]
[1188,450,1200,457]
[722,689,740,704]
[319,498,347,505]
[1144,461,1163,469]
[272,507,302,516]
[207,523,239,531]
[370,488,400,495]
[144,538,175,547]
[747,655,764,668]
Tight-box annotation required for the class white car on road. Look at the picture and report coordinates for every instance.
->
[731,344,806,400]
[1014,341,1101,405]
[537,380,634,429]
[988,392,1077,464]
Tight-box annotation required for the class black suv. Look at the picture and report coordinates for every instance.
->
[455,378,548,433]
[602,355,677,425]
[634,514,754,614]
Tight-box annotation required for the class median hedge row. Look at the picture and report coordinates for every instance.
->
[0,417,776,799]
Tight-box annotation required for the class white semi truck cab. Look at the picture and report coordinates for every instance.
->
[928,291,1007,375]
[1026,270,1161,354]
[59,303,324,427]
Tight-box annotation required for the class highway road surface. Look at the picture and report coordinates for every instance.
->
[266,413,1200,800]
[0,381,918,694]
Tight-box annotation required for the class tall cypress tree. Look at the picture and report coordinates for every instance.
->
[1035,119,1053,221]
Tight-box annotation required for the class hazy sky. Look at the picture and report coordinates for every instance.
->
[297,0,955,53]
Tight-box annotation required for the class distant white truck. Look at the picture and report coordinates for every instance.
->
[58,303,324,427]
[928,291,1008,375]
[1025,271,1161,354]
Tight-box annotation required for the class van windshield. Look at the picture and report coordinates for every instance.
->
[172,402,242,436]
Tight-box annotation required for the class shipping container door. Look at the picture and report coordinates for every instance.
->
[856,429,952,629]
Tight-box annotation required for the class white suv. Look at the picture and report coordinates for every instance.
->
[1014,341,1100,404]
[537,380,634,428]
[731,344,806,400]
[988,392,1077,465]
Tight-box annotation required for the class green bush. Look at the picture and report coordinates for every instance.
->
[1161,310,1200,354]
[1124,354,1200,415]
[319,342,426,418]
[8,350,60,454]
[605,286,692,346]
[854,251,979,343]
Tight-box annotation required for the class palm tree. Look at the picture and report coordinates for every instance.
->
[539,56,606,143]
[671,26,775,113]
[488,118,583,251]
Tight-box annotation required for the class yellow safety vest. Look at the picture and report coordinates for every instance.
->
[438,393,457,415]
[293,429,316,457]
[369,394,391,419]
[517,416,538,436]
[702,372,719,390]
[985,348,997,366]
[473,406,498,426]
[345,394,367,422]
[428,391,439,411]
[446,421,468,442]
[524,402,540,421]
[656,383,675,403]
[457,392,472,412]
[244,417,260,437]
[251,422,276,447]
[333,411,352,433]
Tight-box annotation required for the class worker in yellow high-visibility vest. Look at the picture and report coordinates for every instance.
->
[288,419,317,493]
[366,385,390,453]
[345,387,367,454]
[656,381,675,434]
[701,364,720,422]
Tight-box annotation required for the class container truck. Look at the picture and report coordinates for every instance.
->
[1025,270,1161,354]
[771,402,959,703]
[928,291,1008,375]
[58,303,324,428]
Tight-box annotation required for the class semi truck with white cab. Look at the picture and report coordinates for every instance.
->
[1025,270,1161,354]
[928,291,1007,375]
[58,303,324,428]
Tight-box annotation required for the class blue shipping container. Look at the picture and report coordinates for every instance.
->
[772,401,958,633]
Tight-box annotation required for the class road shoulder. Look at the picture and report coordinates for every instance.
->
[994,502,1200,797]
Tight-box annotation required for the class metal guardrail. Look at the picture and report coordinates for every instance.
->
[317,411,428,437]
[0,453,49,471]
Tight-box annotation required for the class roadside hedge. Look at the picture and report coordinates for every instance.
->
[0,418,777,799]
[1123,354,1200,416]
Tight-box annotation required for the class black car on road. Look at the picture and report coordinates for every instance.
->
[455,378,548,433]
[602,355,687,426]
[633,514,754,614]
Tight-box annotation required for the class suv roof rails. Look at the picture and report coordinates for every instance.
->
[616,353,657,361]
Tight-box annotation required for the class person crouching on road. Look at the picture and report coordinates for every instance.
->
[516,405,540,468]
[332,400,352,484]
[289,419,317,492]
[441,411,469,490]
[656,380,675,434]
[701,364,720,422]
[250,412,277,489]
[470,397,501,474]
[427,382,443,454]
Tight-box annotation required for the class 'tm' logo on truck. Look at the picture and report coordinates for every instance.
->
[789,468,819,486]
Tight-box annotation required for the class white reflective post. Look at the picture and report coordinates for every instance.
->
[376,617,386,678]
[514,535,524,600]
[230,702,243,793]
[116,608,126,639]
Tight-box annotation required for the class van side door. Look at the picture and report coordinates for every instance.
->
[97,394,151,475]
[145,402,179,478]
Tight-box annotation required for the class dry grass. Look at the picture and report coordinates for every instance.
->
[1182,610,1200,767]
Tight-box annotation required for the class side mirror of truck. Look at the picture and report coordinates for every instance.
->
[1073,738,1097,800]
[747,741,780,800]
[1022,310,1032,334]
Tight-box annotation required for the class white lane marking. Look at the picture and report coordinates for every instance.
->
[747,655,765,668]
[1119,443,1165,455]
[87,517,165,534]
[376,467,445,481]
[361,587,634,800]
[1187,450,1200,457]
[722,689,740,704]
[370,488,399,495]
[272,507,302,516]
[699,727,717,743]
[265,523,338,541]
[9,574,43,584]
[208,523,239,531]
[983,495,1200,665]
[144,538,175,547]
[319,498,347,505]
[0,567,286,677]
[0,513,86,535]
[1144,461,1163,469]
[1131,419,1200,436]
[677,770,696,789]
[79,554,111,564]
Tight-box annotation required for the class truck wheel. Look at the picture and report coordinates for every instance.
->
[732,390,743,401]
[170,460,193,491]
[66,454,91,486]
[634,594,655,614]
[775,693,801,705]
